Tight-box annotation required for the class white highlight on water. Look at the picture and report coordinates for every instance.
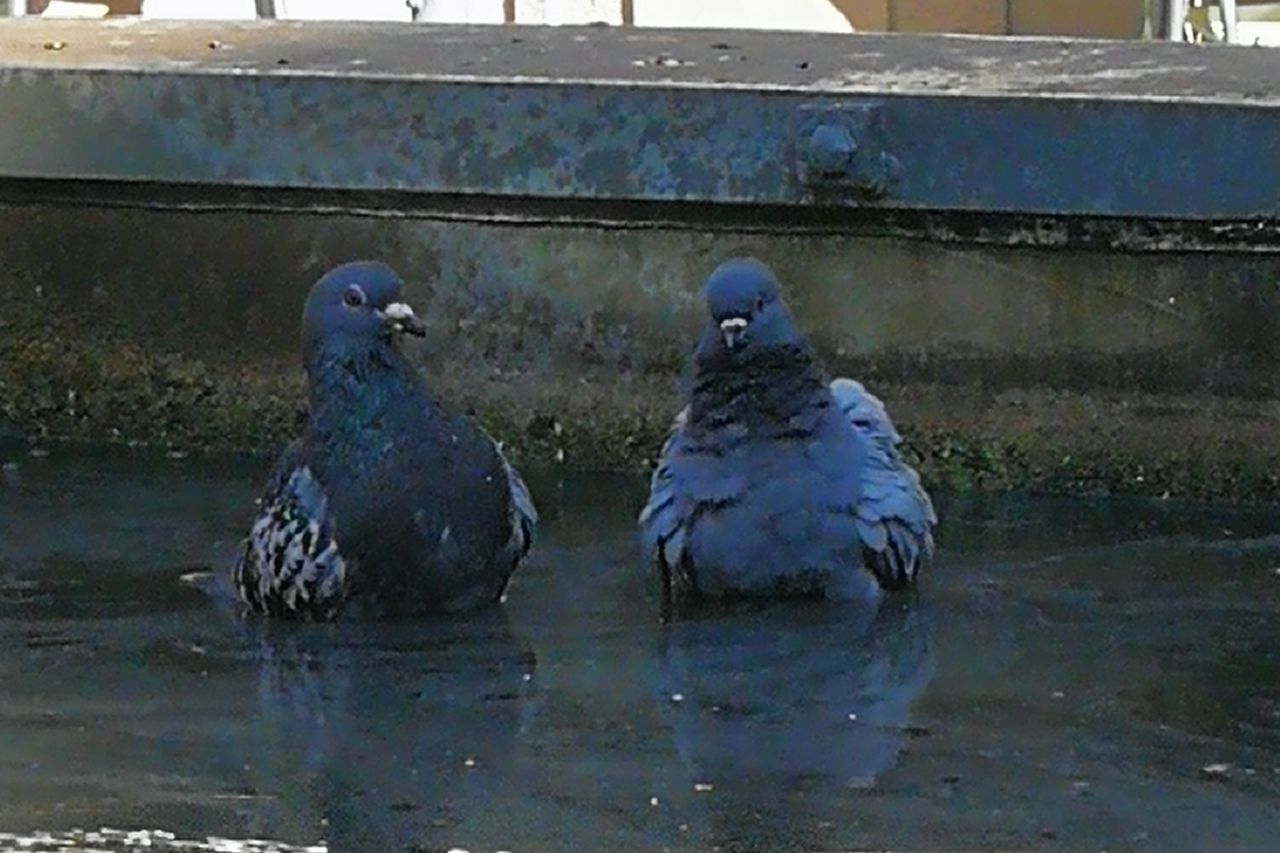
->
[0,828,327,853]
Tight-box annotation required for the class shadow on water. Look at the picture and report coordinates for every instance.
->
[1,442,1279,851]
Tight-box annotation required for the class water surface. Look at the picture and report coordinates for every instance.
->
[1,444,1278,851]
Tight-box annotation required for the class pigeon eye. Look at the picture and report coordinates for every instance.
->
[343,286,366,308]
[755,295,767,313]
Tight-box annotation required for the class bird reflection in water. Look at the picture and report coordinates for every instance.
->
[237,610,540,850]
[658,598,934,850]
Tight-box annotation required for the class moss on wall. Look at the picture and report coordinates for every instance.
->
[3,206,1279,502]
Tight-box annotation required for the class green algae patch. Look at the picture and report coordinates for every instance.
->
[5,290,1280,503]
[0,301,301,453]
[4,322,1280,505]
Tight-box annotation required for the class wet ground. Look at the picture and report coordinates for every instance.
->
[0,442,1278,852]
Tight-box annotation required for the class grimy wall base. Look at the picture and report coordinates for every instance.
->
[1,22,1279,500]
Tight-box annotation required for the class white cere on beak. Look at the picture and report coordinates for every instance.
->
[377,301,424,335]
[382,302,417,322]
[720,316,749,349]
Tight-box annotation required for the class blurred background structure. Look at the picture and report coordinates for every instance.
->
[3,0,1280,45]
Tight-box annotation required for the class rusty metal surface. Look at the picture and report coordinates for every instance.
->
[0,21,1277,222]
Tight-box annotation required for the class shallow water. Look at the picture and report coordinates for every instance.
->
[1,443,1279,852]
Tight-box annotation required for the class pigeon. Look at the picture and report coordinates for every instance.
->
[639,258,935,605]
[233,261,536,620]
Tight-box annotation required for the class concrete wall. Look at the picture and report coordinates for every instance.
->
[2,22,1278,500]
[3,204,1280,501]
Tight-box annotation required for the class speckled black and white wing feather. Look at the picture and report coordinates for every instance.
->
[831,378,937,589]
[234,461,349,621]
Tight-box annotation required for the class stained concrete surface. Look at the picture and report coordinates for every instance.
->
[2,205,1280,499]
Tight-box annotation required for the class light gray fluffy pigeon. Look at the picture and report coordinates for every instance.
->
[639,258,935,605]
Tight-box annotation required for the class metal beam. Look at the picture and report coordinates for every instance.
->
[0,21,1278,223]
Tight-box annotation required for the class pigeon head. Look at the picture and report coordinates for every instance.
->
[301,261,425,354]
[697,258,804,363]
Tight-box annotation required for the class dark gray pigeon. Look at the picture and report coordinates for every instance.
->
[234,261,536,620]
[639,258,935,605]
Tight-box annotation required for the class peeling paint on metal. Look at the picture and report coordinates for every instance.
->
[0,22,1279,220]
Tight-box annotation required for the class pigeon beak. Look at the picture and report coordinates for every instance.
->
[719,316,749,351]
[379,302,427,337]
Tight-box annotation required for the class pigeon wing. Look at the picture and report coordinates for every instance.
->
[496,442,538,566]
[639,407,694,581]
[831,378,937,589]
[233,462,350,621]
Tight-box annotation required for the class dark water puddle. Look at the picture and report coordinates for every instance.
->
[1,444,1279,851]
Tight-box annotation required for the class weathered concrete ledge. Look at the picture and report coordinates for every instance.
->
[0,20,1279,247]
